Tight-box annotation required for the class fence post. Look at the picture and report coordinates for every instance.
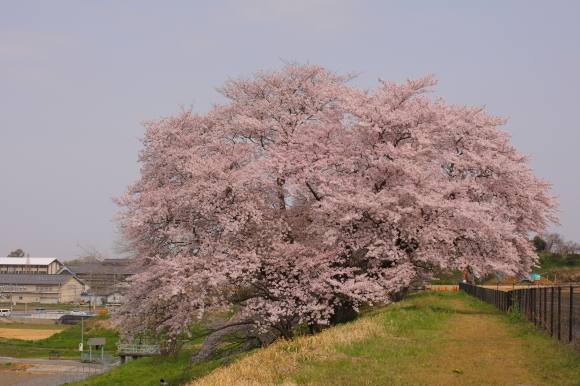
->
[551,287,554,337]
[543,287,547,330]
[528,288,536,325]
[533,287,537,325]
[537,287,541,325]
[558,286,562,341]
[503,290,506,311]
[570,286,574,343]
[524,289,528,320]
[526,288,529,319]
[532,287,536,323]
[526,289,530,321]
[541,287,544,328]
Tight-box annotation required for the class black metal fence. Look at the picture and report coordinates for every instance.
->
[460,283,580,349]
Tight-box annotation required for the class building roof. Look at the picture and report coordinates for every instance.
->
[0,273,83,285]
[68,262,135,276]
[0,257,62,265]
[102,258,132,265]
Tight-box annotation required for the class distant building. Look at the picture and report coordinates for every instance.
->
[0,257,64,274]
[0,274,84,304]
[63,259,135,305]
[80,284,129,306]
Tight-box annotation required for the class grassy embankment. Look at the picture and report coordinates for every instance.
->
[432,253,580,286]
[60,291,580,386]
[0,314,118,359]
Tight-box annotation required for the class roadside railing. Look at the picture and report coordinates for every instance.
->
[117,343,161,355]
[82,352,118,366]
[11,312,66,320]
[460,283,580,349]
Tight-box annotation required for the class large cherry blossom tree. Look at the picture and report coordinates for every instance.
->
[114,63,558,347]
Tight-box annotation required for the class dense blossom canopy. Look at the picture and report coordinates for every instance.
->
[114,64,558,341]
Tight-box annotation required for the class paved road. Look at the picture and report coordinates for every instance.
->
[0,371,46,386]
[0,357,83,366]
[0,357,106,386]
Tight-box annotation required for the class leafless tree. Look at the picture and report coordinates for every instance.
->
[111,229,137,260]
[75,243,108,262]
[559,241,580,255]
[542,233,566,253]
[541,233,580,254]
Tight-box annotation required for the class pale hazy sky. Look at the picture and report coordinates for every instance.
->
[1,1,579,260]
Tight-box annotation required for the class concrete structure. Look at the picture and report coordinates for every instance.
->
[8,316,57,324]
[117,343,160,364]
[0,257,64,274]
[0,274,84,304]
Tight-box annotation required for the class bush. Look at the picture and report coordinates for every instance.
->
[565,254,580,266]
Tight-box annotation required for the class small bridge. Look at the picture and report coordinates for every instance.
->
[117,344,161,364]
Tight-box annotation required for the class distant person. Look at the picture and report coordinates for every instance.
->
[160,379,168,385]
[462,267,469,283]
[467,267,475,285]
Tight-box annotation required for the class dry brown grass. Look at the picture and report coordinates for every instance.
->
[187,318,389,386]
[546,267,580,282]
[93,319,113,329]
[0,328,62,340]
[484,276,554,286]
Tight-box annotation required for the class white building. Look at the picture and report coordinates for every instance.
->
[0,257,64,274]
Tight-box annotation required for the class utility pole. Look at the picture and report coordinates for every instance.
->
[78,316,85,360]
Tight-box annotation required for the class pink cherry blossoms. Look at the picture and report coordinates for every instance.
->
[113,63,559,345]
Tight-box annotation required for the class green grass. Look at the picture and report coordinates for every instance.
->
[0,345,59,359]
[288,292,580,386]
[0,362,16,370]
[2,327,118,352]
[186,291,580,386]
[0,314,119,358]
[290,292,459,385]
[65,350,228,386]
[500,304,580,385]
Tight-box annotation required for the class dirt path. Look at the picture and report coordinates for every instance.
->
[415,299,537,386]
